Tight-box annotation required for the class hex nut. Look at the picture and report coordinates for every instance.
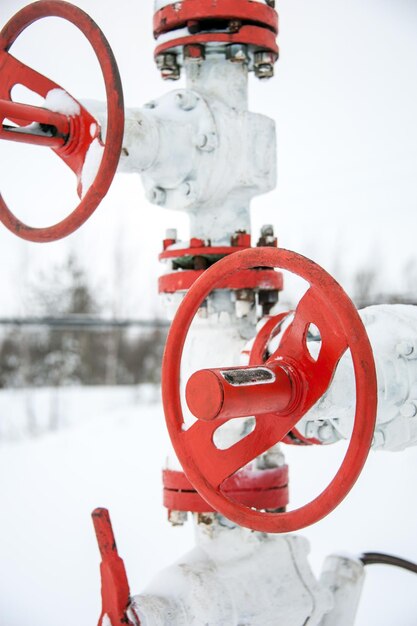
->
[168,510,188,526]
[226,43,248,63]
[255,64,274,79]
[176,91,199,111]
[147,187,166,205]
[396,341,415,358]
[195,132,217,152]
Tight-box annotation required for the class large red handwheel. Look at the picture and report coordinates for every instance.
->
[162,247,377,533]
[0,1,124,242]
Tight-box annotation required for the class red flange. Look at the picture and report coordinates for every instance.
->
[153,0,279,38]
[159,268,283,294]
[153,0,279,60]
[0,1,124,242]
[155,27,278,59]
[162,247,377,533]
[163,466,289,514]
[159,244,250,261]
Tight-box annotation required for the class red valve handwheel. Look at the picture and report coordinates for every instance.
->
[162,247,377,533]
[0,1,124,242]
[250,312,322,446]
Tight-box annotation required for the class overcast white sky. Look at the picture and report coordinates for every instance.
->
[0,0,416,316]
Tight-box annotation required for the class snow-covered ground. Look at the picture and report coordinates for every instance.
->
[0,385,416,626]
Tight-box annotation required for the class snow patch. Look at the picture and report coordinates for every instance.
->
[81,138,104,197]
[44,88,80,116]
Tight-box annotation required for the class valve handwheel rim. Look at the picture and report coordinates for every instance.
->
[162,247,377,533]
[0,0,124,243]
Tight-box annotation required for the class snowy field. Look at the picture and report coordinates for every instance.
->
[0,385,416,626]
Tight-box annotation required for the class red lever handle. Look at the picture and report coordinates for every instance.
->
[92,508,139,626]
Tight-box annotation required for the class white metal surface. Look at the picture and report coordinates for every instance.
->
[319,556,365,626]
[109,18,412,624]
[131,522,333,626]
[116,57,275,241]
[298,304,417,451]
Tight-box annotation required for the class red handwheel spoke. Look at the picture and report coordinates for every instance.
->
[0,50,61,104]
[273,286,349,405]
[182,412,298,488]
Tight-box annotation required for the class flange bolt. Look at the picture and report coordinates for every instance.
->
[147,186,166,205]
[254,51,276,79]
[156,53,180,80]
[226,44,248,63]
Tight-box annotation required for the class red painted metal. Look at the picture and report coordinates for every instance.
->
[155,27,279,59]
[153,0,279,38]
[159,268,283,294]
[159,244,250,261]
[231,231,251,247]
[0,99,70,148]
[162,247,377,533]
[163,466,289,513]
[92,508,138,626]
[250,312,322,446]
[0,1,124,243]
[186,363,296,421]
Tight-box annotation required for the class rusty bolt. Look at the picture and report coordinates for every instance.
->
[196,512,216,525]
[254,51,277,80]
[168,510,188,526]
[226,43,248,63]
[255,63,274,79]
[156,53,180,80]
[261,224,274,237]
[257,224,277,247]
[229,19,242,33]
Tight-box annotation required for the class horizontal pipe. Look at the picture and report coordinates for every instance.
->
[0,316,169,329]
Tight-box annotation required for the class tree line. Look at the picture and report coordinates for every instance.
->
[0,255,166,388]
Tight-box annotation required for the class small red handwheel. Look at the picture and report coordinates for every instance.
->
[162,247,377,533]
[0,1,124,242]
